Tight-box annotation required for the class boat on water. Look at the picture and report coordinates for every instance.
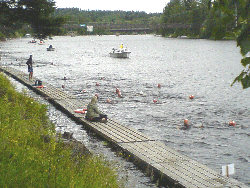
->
[28,40,36,43]
[47,45,55,51]
[38,40,45,45]
[25,34,31,38]
[47,47,55,51]
[109,48,131,58]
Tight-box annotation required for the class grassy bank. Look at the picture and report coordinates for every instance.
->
[0,73,119,187]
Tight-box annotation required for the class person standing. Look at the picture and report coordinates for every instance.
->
[26,55,33,80]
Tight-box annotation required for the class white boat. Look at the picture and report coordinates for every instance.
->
[25,34,31,38]
[38,41,45,45]
[109,48,131,58]
[28,40,36,43]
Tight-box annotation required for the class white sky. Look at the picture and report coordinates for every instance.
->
[55,0,169,13]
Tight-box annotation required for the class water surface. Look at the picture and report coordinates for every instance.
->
[1,35,249,186]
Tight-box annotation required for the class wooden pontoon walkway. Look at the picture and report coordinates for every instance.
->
[1,66,248,188]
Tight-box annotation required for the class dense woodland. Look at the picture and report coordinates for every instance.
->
[160,0,238,39]
[0,0,244,38]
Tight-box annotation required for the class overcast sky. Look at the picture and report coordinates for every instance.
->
[55,0,169,13]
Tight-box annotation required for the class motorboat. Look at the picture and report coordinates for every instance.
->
[25,34,31,38]
[38,40,45,45]
[47,45,55,51]
[109,48,131,58]
[47,48,55,51]
[28,40,36,43]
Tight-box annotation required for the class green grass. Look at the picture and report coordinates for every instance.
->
[0,73,119,188]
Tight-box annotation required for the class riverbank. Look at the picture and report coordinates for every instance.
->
[0,72,120,187]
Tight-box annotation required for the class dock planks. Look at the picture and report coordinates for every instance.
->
[1,66,248,188]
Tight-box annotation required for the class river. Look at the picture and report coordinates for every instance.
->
[1,35,249,186]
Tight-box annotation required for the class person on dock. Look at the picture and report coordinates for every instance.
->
[26,55,33,80]
[86,96,107,123]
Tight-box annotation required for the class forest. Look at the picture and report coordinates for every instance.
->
[160,0,238,39]
[52,8,161,35]
[0,0,248,39]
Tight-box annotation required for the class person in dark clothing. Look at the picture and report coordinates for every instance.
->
[26,55,33,80]
[85,96,107,123]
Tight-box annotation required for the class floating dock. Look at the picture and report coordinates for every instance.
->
[0,66,248,188]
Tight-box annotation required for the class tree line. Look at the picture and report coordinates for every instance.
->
[0,0,65,39]
[0,1,161,38]
[54,8,160,24]
[160,0,250,89]
[160,0,237,39]
[52,8,161,35]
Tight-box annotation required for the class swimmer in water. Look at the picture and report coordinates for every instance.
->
[178,119,191,130]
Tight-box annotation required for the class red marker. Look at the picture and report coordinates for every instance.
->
[189,95,194,99]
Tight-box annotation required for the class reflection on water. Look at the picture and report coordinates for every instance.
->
[1,35,250,186]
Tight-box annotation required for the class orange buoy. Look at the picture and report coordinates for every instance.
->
[153,99,157,103]
[107,99,111,103]
[158,84,161,88]
[229,121,236,126]
[189,95,194,99]
[96,82,100,86]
